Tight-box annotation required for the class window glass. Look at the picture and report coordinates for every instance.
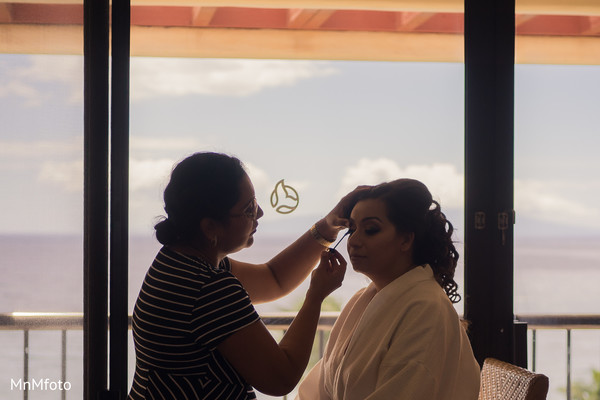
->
[128,6,464,398]
[515,60,600,400]
[127,58,466,395]
[0,52,84,400]
[128,58,466,308]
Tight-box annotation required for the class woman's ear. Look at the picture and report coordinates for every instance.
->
[398,232,415,252]
[199,218,219,243]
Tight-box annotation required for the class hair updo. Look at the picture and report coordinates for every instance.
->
[356,179,461,303]
[154,152,247,245]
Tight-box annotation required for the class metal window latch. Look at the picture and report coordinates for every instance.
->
[498,211,514,246]
[475,211,486,230]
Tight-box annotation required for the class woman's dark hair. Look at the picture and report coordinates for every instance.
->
[154,152,247,245]
[355,179,461,303]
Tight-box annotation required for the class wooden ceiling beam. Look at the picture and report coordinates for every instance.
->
[288,9,314,28]
[0,4,13,22]
[515,14,537,27]
[288,9,334,29]
[582,16,600,35]
[396,12,435,31]
[1,0,600,16]
[303,10,335,29]
[3,24,600,65]
[191,6,217,26]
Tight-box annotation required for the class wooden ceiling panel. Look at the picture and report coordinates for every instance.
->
[414,12,462,33]
[396,12,436,32]
[1,1,599,64]
[209,7,288,29]
[191,6,217,26]
[0,4,13,23]
[8,4,82,24]
[582,16,600,35]
[132,6,191,26]
[299,10,335,29]
[321,10,396,31]
[516,15,593,36]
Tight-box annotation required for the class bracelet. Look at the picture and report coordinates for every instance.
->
[310,223,336,247]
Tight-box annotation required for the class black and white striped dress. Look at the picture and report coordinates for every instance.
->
[128,247,260,399]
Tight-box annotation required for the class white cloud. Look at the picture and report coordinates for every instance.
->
[31,154,600,232]
[0,55,83,105]
[338,158,600,229]
[0,56,339,106]
[244,162,271,195]
[515,179,600,227]
[338,158,464,208]
[0,81,42,106]
[0,138,82,158]
[39,160,83,192]
[130,158,175,192]
[38,157,177,194]
[130,58,338,100]
[131,136,206,154]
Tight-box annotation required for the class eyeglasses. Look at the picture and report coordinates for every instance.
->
[230,198,259,220]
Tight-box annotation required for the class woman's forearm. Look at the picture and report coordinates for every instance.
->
[271,294,323,393]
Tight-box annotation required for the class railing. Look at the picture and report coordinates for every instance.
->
[1,312,600,400]
[516,314,600,400]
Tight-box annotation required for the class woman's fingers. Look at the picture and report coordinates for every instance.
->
[326,185,373,227]
[326,249,346,272]
[309,250,346,299]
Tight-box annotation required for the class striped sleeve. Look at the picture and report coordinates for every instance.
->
[191,271,260,347]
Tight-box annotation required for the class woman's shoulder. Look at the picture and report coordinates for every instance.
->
[152,247,227,281]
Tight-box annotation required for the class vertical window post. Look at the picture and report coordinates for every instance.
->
[464,0,517,365]
[110,0,131,398]
[83,0,110,398]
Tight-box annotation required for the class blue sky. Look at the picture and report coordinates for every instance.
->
[1,54,599,238]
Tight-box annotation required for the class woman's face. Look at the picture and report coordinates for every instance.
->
[218,173,264,254]
[347,198,413,281]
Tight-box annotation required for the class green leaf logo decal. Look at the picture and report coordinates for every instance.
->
[270,179,299,214]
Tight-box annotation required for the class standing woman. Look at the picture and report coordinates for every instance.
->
[296,178,481,400]
[129,152,360,399]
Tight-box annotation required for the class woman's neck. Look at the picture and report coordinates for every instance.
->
[170,242,220,267]
[368,261,418,292]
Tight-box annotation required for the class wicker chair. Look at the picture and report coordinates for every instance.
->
[478,358,549,400]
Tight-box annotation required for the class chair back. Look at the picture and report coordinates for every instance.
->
[478,357,549,400]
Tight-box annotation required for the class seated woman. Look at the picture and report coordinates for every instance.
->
[296,178,481,400]
[129,152,365,400]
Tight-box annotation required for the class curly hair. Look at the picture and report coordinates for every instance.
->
[154,152,247,246]
[355,179,461,303]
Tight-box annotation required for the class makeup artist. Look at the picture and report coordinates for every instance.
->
[129,152,367,400]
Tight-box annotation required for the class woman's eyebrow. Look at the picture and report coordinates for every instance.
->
[361,216,382,222]
[349,216,382,224]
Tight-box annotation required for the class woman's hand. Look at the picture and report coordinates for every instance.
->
[307,249,347,302]
[319,185,372,239]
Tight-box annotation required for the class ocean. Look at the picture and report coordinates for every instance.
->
[1,233,599,399]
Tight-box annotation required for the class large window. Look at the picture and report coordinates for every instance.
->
[127,7,465,398]
[0,52,84,398]
[127,57,466,306]
[514,56,600,400]
[128,56,466,399]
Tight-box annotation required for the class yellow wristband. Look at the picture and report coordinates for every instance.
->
[310,223,335,247]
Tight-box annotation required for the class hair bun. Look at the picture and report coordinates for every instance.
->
[154,218,179,245]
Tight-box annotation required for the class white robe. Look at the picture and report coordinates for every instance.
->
[296,265,480,400]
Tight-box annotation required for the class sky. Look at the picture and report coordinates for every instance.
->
[1,54,599,239]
